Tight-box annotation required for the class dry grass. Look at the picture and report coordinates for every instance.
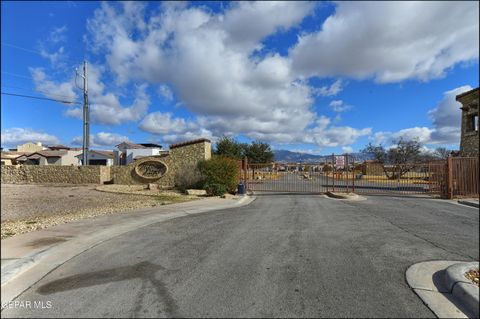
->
[1,184,198,239]
[465,268,479,286]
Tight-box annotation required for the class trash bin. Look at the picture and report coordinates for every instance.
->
[237,182,246,195]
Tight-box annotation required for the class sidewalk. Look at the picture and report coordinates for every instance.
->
[1,195,255,304]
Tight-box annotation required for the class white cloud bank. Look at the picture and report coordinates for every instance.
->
[290,1,479,83]
[1,128,59,147]
[374,85,472,146]
[29,1,478,149]
[71,132,130,148]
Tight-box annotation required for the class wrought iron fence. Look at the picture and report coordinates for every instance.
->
[241,155,477,198]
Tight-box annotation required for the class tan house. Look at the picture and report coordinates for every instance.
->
[17,142,46,152]
[1,152,29,165]
[456,87,479,157]
[16,150,82,166]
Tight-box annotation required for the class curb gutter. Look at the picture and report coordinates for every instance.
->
[406,260,479,319]
[1,195,255,305]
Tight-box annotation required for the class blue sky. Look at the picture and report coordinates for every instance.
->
[1,1,479,154]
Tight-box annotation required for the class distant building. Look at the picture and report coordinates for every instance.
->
[17,142,46,152]
[75,150,114,166]
[456,87,479,157]
[1,152,28,165]
[16,150,82,166]
[114,142,164,165]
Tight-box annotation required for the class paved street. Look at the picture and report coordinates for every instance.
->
[2,195,478,318]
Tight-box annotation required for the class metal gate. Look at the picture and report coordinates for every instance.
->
[243,155,450,196]
[245,163,327,193]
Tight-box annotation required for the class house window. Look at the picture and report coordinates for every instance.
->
[467,114,479,132]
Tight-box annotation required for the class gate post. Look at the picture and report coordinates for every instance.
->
[243,156,248,186]
[446,156,453,199]
[345,154,349,193]
[332,153,335,192]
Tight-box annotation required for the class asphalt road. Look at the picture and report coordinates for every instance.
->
[2,195,478,318]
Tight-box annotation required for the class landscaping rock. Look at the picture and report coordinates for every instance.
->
[186,189,207,196]
[148,183,159,191]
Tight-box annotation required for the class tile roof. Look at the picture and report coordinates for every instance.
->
[115,141,147,149]
[27,150,67,158]
[48,144,70,150]
[1,151,30,159]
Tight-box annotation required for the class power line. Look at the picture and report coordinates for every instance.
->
[1,42,44,55]
[1,92,81,105]
[1,71,33,80]
[1,42,81,65]
[1,84,81,101]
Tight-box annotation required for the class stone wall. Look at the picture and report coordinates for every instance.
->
[1,139,212,187]
[458,88,479,157]
[169,139,211,173]
[1,165,110,184]
[109,139,212,187]
[110,155,175,188]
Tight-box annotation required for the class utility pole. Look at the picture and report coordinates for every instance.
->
[82,60,89,166]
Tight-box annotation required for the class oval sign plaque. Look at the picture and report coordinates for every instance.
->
[134,160,167,180]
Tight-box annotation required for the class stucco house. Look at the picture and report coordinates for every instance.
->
[1,152,29,165]
[114,142,164,165]
[456,87,479,157]
[16,150,82,166]
[17,142,46,152]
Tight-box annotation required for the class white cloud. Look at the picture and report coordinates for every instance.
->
[329,100,352,113]
[84,2,370,148]
[49,26,68,43]
[32,64,151,125]
[290,1,479,82]
[314,79,344,97]
[72,132,130,148]
[157,84,173,101]
[1,128,59,147]
[372,85,472,147]
[139,112,196,135]
[341,146,353,154]
[428,85,472,144]
[30,67,78,101]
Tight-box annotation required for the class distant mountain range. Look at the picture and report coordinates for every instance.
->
[273,150,374,163]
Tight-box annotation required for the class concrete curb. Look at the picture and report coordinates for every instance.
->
[457,200,480,209]
[325,191,366,201]
[406,260,479,318]
[445,262,479,318]
[1,195,255,305]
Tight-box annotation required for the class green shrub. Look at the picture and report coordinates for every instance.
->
[204,182,227,196]
[197,156,240,195]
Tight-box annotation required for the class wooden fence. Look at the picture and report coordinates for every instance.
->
[448,157,479,198]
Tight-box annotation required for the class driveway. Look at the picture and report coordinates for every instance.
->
[2,195,478,318]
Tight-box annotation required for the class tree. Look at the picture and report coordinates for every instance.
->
[433,147,451,160]
[244,141,274,164]
[362,138,422,179]
[214,136,246,159]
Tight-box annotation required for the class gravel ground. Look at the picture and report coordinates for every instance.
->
[1,184,197,239]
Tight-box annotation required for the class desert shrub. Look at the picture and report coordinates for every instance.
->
[174,164,205,192]
[204,182,227,196]
[197,156,240,195]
